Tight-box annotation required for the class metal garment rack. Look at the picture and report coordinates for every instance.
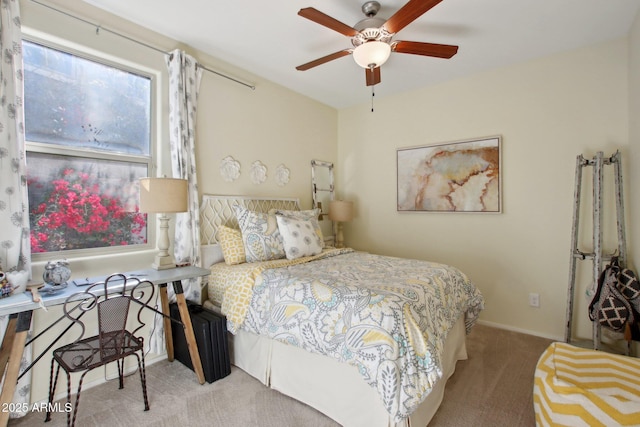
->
[311,160,336,244]
[565,151,626,350]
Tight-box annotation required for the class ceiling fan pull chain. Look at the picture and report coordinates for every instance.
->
[371,85,375,112]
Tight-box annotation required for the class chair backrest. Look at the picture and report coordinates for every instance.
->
[97,292,131,353]
[98,294,130,331]
[63,274,156,359]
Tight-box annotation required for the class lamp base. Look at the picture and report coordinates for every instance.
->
[152,254,176,270]
[152,213,176,270]
[335,222,345,249]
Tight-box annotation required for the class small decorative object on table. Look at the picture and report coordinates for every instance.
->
[0,265,12,298]
[42,260,71,294]
[6,270,29,294]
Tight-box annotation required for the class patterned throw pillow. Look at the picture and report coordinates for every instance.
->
[275,214,323,260]
[218,225,246,265]
[234,205,286,262]
[272,208,324,247]
[272,208,318,219]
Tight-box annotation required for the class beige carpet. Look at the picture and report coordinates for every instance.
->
[9,324,553,427]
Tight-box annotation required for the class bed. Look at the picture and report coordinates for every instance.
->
[199,195,484,427]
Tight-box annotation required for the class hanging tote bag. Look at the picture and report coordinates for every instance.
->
[588,257,633,333]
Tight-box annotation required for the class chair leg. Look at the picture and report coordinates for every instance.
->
[136,353,150,411]
[65,371,72,427]
[68,371,90,427]
[45,359,60,423]
[117,358,124,389]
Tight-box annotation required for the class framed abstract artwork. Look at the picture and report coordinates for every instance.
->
[397,136,502,213]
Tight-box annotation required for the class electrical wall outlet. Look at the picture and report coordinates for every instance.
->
[529,293,540,308]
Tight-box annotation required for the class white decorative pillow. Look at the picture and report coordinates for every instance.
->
[218,225,246,265]
[272,208,324,247]
[275,214,323,260]
[234,205,285,262]
[272,208,319,219]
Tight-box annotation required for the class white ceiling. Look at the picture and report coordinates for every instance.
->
[81,0,640,109]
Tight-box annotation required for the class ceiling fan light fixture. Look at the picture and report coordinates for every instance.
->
[352,41,391,69]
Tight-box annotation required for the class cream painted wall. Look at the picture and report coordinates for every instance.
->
[20,0,337,404]
[629,6,640,273]
[337,38,630,341]
[196,58,337,209]
[626,6,640,357]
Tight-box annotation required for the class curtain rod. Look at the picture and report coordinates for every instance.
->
[30,0,256,90]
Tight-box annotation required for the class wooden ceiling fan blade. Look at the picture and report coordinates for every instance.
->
[365,67,381,86]
[298,8,358,37]
[296,49,352,71]
[383,0,444,34]
[393,41,458,58]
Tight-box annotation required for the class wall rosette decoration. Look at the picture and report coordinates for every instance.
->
[250,160,267,184]
[275,164,290,186]
[220,156,241,182]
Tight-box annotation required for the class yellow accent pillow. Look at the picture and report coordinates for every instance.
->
[219,225,246,265]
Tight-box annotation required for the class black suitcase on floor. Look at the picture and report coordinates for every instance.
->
[169,302,231,383]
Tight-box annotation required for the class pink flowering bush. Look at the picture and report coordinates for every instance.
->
[29,169,146,253]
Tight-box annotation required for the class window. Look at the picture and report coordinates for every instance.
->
[23,39,153,255]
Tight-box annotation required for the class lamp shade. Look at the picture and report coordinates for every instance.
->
[329,200,354,222]
[352,41,391,69]
[139,177,188,213]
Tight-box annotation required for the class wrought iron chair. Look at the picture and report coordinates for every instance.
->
[45,274,155,426]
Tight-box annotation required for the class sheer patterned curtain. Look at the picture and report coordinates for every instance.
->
[149,50,203,353]
[167,49,202,300]
[0,0,32,417]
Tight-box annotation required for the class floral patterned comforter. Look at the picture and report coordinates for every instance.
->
[210,249,484,421]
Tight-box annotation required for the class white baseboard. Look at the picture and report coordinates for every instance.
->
[476,319,563,342]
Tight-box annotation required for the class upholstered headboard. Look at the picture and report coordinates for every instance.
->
[199,195,300,245]
[199,195,300,267]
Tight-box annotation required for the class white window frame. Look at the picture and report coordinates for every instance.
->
[23,29,160,261]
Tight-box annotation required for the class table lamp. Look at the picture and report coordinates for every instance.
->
[329,200,353,248]
[139,177,188,270]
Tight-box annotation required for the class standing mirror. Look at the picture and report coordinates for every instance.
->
[311,160,335,246]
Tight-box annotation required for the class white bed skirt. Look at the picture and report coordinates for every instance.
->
[229,317,468,427]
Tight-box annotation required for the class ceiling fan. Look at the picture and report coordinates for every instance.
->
[296,0,458,87]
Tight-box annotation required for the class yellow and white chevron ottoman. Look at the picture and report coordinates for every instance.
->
[533,342,640,426]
